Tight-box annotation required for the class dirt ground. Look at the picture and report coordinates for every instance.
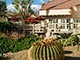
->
[64,46,80,60]
[1,46,80,60]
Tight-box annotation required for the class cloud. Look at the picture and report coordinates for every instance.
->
[31,4,41,11]
[40,0,45,4]
[7,4,17,12]
[7,4,41,12]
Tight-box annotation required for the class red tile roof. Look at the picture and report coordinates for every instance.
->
[52,0,80,9]
[40,0,80,10]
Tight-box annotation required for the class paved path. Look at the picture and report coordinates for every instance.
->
[64,46,80,60]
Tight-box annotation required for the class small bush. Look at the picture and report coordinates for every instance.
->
[68,35,79,46]
[0,35,40,53]
[12,35,40,52]
[0,37,14,53]
[60,33,72,39]
[59,35,79,46]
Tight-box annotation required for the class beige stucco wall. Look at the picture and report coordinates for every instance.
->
[39,10,47,16]
[48,9,71,15]
[72,6,80,19]
[39,9,71,16]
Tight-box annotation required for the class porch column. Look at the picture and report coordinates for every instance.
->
[70,18,74,29]
[65,19,67,29]
[33,24,35,34]
[58,19,61,23]
[78,19,80,28]
[30,24,35,34]
[58,19,61,29]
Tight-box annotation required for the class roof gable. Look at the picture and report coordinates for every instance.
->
[52,0,80,9]
[41,0,68,10]
[41,0,80,10]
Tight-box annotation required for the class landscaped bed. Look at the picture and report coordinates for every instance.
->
[0,34,80,60]
[0,46,80,60]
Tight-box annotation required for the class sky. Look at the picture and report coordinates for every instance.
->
[6,0,49,12]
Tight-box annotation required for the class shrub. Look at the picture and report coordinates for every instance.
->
[59,33,72,39]
[0,37,14,53]
[59,35,79,46]
[59,39,66,46]
[0,35,40,53]
[12,35,40,52]
[68,35,79,46]
[0,22,22,33]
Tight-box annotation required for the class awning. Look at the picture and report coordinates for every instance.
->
[8,15,20,21]
[35,16,46,20]
[25,17,36,23]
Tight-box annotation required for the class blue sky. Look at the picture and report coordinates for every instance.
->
[6,0,49,12]
[6,0,49,5]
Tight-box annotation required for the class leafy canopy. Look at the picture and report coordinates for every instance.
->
[12,0,34,18]
[0,0,6,16]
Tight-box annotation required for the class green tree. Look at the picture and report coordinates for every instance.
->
[0,0,6,16]
[12,0,34,36]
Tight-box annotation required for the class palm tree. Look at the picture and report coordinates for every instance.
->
[12,0,34,36]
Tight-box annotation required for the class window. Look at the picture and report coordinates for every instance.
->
[26,26,33,29]
[49,19,53,23]
[73,24,78,29]
[67,24,70,29]
[49,25,54,29]
[56,24,61,29]
[61,19,65,23]
[67,19,70,23]
[56,24,58,29]
[61,24,65,29]
[58,19,61,23]
[49,20,53,23]
[55,19,58,23]
[74,19,78,23]
[53,19,56,23]
[78,19,80,22]
[56,24,65,29]
[51,30,54,32]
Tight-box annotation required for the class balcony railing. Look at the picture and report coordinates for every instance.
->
[25,24,44,33]
[25,22,80,33]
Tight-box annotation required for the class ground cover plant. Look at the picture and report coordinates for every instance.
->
[59,35,79,46]
[0,35,40,53]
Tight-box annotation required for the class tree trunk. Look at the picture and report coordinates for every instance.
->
[21,16,25,37]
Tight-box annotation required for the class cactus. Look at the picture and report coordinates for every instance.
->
[28,38,64,60]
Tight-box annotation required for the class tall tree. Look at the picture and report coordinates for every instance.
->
[12,0,34,36]
[0,0,6,16]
